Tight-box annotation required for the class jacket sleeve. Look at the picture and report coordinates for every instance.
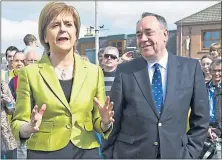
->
[102,66,125,159]
[11,67,32,141]
[92,67,113,139]
[187,60,210,158]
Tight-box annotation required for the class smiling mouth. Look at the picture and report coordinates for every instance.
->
[142,44,152,48]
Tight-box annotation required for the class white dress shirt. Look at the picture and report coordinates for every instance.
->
[147,51,168,103]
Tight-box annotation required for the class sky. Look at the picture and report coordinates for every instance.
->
[1,0,220,53]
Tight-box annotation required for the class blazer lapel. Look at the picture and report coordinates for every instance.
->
[133,58,159,118]
[38,54,70,111]
[162,53,180,114]
[69,54,88,105]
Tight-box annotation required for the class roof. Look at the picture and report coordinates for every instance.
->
[175,2,221,24]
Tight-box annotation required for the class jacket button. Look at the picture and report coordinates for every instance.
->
[158,122,162,127]
[153,142,159,146]
[66,124,71,129]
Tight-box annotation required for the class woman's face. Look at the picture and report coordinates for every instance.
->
[201,57,212,73]
[209,50,218,60]
[45,13,77,53]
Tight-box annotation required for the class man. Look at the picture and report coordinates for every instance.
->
[8,51,25,99]
[102,46,120,96]
[1,46,19,83]
[102,12,209,159]
[206,59,221,159]
[24,50,40,66]
[23,34,43,58]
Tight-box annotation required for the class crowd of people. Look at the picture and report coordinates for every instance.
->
[1,1,221,159]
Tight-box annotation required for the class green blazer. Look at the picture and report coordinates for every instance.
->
[12,53,112,151]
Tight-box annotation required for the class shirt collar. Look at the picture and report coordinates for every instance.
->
[147,51,168,70]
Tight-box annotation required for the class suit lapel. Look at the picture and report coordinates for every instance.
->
[162,53,180,114]
[38,54,70,111]
[69,54,88,105]
[133,58,159,118]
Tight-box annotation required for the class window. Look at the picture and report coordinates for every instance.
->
[202,30,221,49]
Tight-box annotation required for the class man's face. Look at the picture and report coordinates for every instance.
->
[25,52,39,66]
[6,50,16,66]
[136,16,168,61]
[13,53,25,70]
[102,50,119,69]
[210,64,222,84]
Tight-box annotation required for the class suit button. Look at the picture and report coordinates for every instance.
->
[153,142,159,146]
[66,124,71,129]
[158,122,162,127]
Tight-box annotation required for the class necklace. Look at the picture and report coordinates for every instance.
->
[54,64,74,80]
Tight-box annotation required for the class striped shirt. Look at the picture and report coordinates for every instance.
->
[103,71,116,96]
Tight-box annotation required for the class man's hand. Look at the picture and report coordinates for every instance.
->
[208,127,218,142]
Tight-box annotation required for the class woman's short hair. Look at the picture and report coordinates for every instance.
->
[38,2,81,53]
[209,43,221,54]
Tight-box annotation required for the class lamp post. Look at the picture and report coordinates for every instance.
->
[95,0,99,65]
[188,27,192,57]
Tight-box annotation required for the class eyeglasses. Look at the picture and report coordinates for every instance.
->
[104,54,118,60]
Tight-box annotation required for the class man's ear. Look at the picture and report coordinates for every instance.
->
[164,29,169,42]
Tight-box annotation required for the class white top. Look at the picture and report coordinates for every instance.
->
[147,51,168,103]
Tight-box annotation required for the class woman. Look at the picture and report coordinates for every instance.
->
[12,2,114,159]
[209,43,221,60]
[1,81,17,159]
[200,55,213,83]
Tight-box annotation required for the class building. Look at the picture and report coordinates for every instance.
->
[77,30,177,57]
[175,2,221,59]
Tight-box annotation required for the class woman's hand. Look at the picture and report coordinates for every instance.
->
[29,104,47,132]
[1,94,12,104]
[94,96,115,126]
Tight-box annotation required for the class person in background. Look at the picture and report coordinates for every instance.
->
[7,51,27,159]
[102,46,120,96]
[1,46,19,83]
[8,51,25,100]
[98,48,105,68]
[12,2,114,159]
[23,34,43,58]
[200,55,213,83]
[1,81,17,159]
[206,59,222,159]
[24,50,40,66]
[209,43,221,61]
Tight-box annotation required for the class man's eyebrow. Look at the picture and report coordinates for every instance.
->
[136,30,141,34]
[136,28,153,34]
[144,28,152,32]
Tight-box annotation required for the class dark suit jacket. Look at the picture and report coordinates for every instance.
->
[102,53,209,159]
